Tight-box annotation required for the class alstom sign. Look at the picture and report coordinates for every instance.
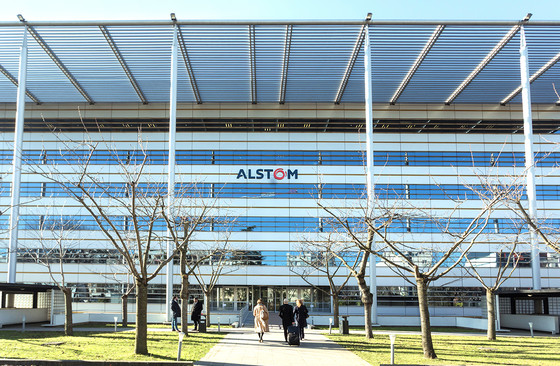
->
[236,168,298,180]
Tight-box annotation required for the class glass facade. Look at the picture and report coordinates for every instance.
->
[1,149,559,167]
[1,117,558,319]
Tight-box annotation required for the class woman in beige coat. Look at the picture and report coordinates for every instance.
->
[253,298,270,343]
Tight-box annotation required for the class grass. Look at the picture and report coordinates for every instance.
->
[78,322,233,329]
[314,325,484,333]
[326,332,560,365]
[0,329,224,362]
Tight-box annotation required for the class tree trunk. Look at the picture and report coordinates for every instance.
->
[180,274,190,334]
[357,273,373,339]
[121,294,128,327]
[180,248,190,335]
[332,293,340,328]
[62,287,73,336]
[486,288,496,341]
[135,279,149,355]
[416,276,437,359]
[204,292,211,327]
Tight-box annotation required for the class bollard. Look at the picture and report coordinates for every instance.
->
[389,334,396,365]
[340,316,349,334]
[329,318,333,334]
[528,322,534,337]
[22,315,26,332]
[177,332,185,361]
[114,316,118,332]
[218,317,220,332]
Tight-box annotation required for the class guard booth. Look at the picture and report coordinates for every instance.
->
[0,283,59,327]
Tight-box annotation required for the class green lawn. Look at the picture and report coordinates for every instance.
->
[326,333,560,365]
[315,325,484,333]
[77,322,233,329]
[0,330,224,362]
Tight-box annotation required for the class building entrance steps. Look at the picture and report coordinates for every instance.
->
[196,327,370,366]
[242,311,283,329]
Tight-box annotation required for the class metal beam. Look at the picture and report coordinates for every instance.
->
[363,13,377,326]
[176,25,202,104]
[517,26,541,290]
[99,26,148,104]
[166,21,179,322]
[0,64,40,104]
[417,120,431,133]
[501,50,560,105]
[279,25,293,104]
[465,120,482,134]
[390,25,445,105]
[249,25,257,104]
[2,20,560,27]
[24,23,94,104]
[446,23,521,105]
[7,24,28,283]
[334,23,367,104]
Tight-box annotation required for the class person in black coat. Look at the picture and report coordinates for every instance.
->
[191,297,203,331]
[278,298,294,342]
[293,299,309,340]
[171,296,181,332]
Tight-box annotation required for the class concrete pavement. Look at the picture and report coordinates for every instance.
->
[196,327,371,366]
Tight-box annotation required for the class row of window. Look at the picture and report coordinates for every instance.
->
[6,215,558,234]
[10,248,360,267]
[1,149,559,167]
[61,283,486,309]
[6,248,558,268]
[3,182,560,200]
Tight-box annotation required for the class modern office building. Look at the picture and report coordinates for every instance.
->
[0,16,559,326]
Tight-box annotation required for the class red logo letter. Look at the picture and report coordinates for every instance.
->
[273,168,286,180]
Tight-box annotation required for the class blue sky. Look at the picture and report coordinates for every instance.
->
[0,0,557,21]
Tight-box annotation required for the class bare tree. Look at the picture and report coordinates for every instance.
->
[450,176,529,340]
[461,240,522,340]
[193,240,239,326]
[27,133,217,355]
[290,233,355,327]
[319,189,502,358]
[97,263,136,328]
[23,213,83,336]
[163,218,230,335]
[314,210,375,339]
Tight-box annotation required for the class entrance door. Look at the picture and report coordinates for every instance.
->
[235,287,248,311]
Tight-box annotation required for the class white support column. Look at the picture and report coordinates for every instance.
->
[495,294,502,331]
[7,25,28,284]
[363,21,378,324]
[166,23,178,320]
[519,26,541,290]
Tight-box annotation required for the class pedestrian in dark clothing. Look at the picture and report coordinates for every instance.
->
[171,296,181,332]
[278,298,294,342]
[293,299,308,340]
[191,297,203,331]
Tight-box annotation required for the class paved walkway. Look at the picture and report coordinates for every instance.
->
[196,327,371,366]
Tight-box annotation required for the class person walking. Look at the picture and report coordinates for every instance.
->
[278,298,294,343]
[191,297,203,331]
[294,299,308,340]
[253,298,269,343]
[171,296,181,332]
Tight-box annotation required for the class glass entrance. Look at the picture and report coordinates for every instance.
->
[215,286,248,311]
[217,285,331,313]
